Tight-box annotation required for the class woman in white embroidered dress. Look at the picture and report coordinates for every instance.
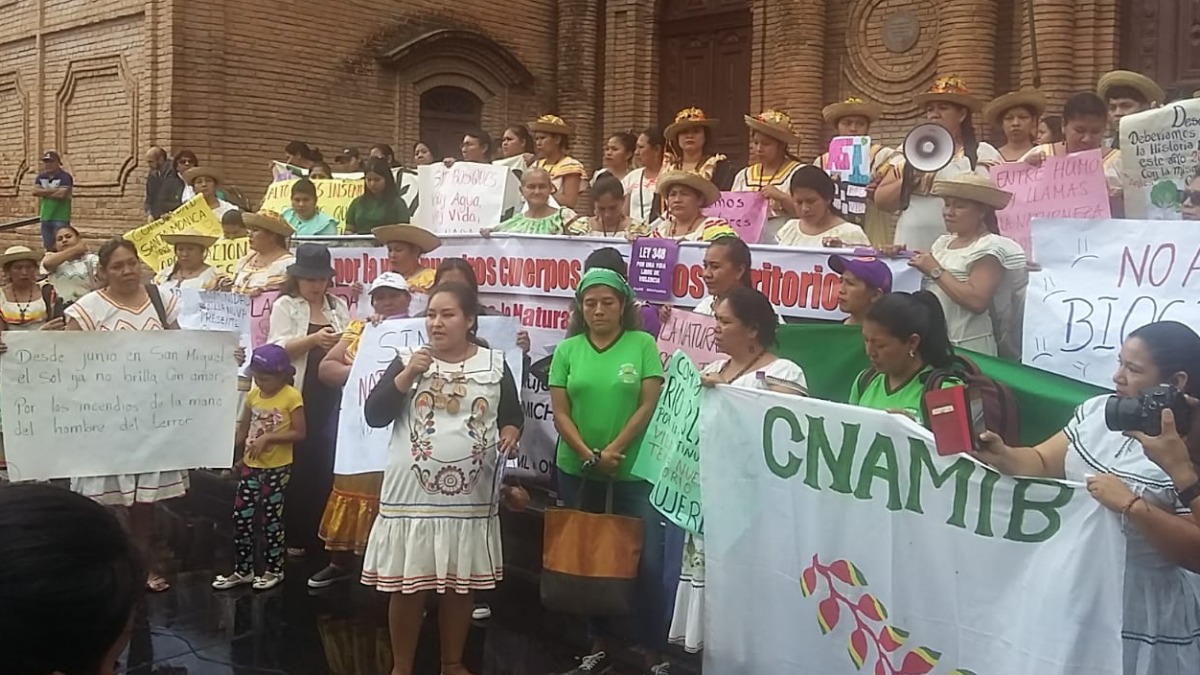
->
[361,282,523,675]
[732,110,803,243]
[624,127,666,225]
[65,238,183,593]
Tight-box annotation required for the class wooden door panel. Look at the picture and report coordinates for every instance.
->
[1121,0,1200,96]
[1175,1,1200,85]
[710,26,752,162]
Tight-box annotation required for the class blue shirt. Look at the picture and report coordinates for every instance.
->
[282,207,339,236]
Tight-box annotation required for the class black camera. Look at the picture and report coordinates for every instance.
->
[1104,385,1191,436]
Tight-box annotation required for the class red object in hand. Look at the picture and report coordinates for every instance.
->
[924,385,985,456]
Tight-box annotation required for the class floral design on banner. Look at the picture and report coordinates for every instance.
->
[800,554,977,675]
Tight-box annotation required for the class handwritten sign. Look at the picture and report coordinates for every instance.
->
[333,316,524,474]
[0,331,240,480]
[631,351,704,534]
[991,149,1111,256]
[208,237,250,277]
[248,288,362,350]
[177,290,250,332]
[630,238,678,302]
[1120,100,1200,220]
[826,135,872,185]
[703,191,767,243]
[123,196,223,272]
[415,163,520,233]
[260,178,364,229]
[657,309,720,368]
[1023,218,1200,386]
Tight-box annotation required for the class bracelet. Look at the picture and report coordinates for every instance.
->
[1121,495,1143,517]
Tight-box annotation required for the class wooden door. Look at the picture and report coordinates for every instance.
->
[658,1,752,165]
[1121,0,1200,98]
[419,86,482,161]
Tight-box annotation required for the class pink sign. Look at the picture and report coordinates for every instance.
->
[249,287,362,350]
[990,149,1111,258]
[703,191,768,243]
[656,309,721,368]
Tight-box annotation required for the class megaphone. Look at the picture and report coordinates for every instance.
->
[902,123,955,173]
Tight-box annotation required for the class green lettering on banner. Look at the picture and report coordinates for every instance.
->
[763,406,803,479]
[975,469,1001,537]
[1005,478,1074,543]
[633,351,705,535]
[853,433,903,511]
[802,417,858,494]
[905,438,974,529]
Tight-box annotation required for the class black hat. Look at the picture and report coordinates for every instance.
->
[41,150,61,162]
[286,243,335,280]
[337,147,360,160]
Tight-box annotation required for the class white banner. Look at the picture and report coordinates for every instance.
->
[701,387,1126,675]
[1120,100,1200,220]
[0,331,240,480]
[415,163,521,233]
[333,316,524,474]
[1023,217,1198,386]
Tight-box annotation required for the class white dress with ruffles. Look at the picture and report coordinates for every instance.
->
[360,347,506,594]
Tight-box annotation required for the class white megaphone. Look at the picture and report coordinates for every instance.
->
[902,123,955,173]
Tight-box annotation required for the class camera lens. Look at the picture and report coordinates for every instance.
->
[1104,395,1145,433]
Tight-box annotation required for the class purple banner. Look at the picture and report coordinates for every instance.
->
[630,237,679,302]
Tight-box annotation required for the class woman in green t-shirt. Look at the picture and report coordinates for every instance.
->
[344,158,410,235]
[849,290,955,426]
[548,267,668,675]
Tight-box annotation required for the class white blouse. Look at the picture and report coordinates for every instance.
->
[267,293,351,391]
[924,233,1026,356]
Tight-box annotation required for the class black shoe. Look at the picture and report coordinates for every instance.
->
[556,651,613,675]
[306,563,352,589]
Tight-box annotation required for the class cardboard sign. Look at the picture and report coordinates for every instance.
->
[415,163,521,232]
[123,196,223,272]
[991,149,1111,257]
[826,136,873,185]
[207,237,250,277]
[656,309,720,368]
[630,238,679,302]
[1120,100,1200,219]
[260,178,364,229]
[703,191,768,243]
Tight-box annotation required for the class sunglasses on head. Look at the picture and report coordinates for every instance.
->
[1183,191,1200,205]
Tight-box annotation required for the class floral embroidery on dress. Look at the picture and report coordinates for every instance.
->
[410,391,436,459]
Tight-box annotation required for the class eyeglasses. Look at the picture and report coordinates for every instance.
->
[1182,191,1200,206]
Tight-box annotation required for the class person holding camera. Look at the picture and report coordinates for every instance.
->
[973,321,1200,675]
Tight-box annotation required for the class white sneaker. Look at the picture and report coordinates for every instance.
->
[253,571,284,590]
[212,572,254,590]
[471,603,492,620]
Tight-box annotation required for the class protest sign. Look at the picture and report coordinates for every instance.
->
[506,324,563,482]
[261,178,363,227]
[1023,217,1200,387]
[208,236,250,277]
[415,163,521,233]
[991,149,1110,256]
[248,288,363,349]
[0,331,240,480]
[177,290,250,333]
[629,238,678,302]
[825,136,872,185]
[333,316,524,474]
[123,196,223,272]
[702,387,1125,674]
[631,352,704,534]
[703,191,767,243]
[656,310,719,368]
[271,161,303,182]
[1120,100,1200,219]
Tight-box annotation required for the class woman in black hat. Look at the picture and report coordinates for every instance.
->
[268,243,351,557]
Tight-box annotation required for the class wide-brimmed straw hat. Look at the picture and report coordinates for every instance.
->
[161,228,218,249]
[1097,70,1165,106]
[183,166,223,185]
[371,224,442,254]
[983,88,1048,127]
[243,210,295,237]
[913,76,983,113]
[744,110,801,146]
[0,245,40,266]
[822,97,883,124]
[665,107,720,142]
[527,114,573,137]
[931,173,1013,210]
[656,170,721,207]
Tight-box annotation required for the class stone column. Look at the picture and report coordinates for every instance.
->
[936,0,998,101]
[556,0,602,172]
[754,0,826,160]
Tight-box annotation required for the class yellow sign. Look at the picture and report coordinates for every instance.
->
[123,196,224,272]
[208,236,250,276]
[260,178,363,233]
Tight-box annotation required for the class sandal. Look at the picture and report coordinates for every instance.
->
[146,575,171,593]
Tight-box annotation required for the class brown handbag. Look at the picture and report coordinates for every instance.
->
[541,480,644,616]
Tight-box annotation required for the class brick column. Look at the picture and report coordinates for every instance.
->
[556,0,602,173]
[603,0,657,137]
[754,0,826,160]
[936,0,998,101]
[1025,0,1076,106]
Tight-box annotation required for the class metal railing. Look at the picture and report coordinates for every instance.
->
[0,216,39,232]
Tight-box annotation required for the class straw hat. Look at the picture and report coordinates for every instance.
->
[983,88,1048,127]
[372,224,442,254]
[183,166,223,185]
[161,228,218,249]
[243,210,295,237]
[527,114,573,137]
[913,76,983,113]
[931,173,1013,210]
[822,97,883,124]
[0,245,40,266]
[656,170,721,207]
[744,109,801,146]
[1097,70,1165,106]
[665,107,720,142]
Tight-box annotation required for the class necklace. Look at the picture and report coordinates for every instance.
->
[672,215,704,238]
[750,160,795,189]
[720,352,768,384]
[637,168,660,223]
[7,286,38,323]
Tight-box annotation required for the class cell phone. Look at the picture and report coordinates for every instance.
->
[967,387,987,450]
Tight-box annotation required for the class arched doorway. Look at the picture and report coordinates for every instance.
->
[657,0,753,165]
[419,86,483,161]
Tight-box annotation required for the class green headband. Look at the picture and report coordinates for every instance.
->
[576,267,633,301]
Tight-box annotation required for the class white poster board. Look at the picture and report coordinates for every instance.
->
[415,162,521,233]
[1119,100,1200,220]
[333,315,524,474]
[0,331,240,480]
[1023,217,1199,386]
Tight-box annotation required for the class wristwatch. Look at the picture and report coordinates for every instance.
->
[1179,480,1200,507]
[581,450,601,471]
[929,267,944,280]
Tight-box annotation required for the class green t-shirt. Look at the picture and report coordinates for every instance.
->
[849,366,958,426]
[549,330,664,481]
[345,194,410,234]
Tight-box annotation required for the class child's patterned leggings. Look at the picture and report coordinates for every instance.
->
[233,465,291,576]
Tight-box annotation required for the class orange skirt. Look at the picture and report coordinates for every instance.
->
[318,472,384,554]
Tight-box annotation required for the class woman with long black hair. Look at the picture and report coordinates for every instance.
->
[874,77,1001,251]
[345,158,411,234]
[625,127,666,225]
